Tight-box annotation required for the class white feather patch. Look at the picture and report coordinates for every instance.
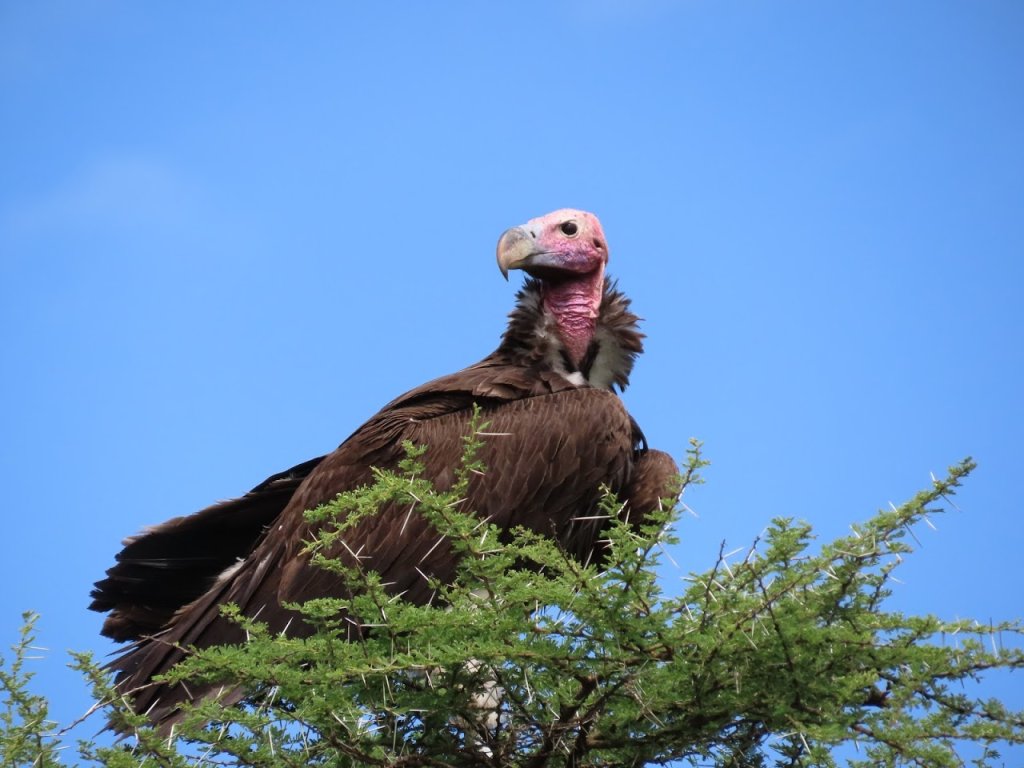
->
[564,371,587,386]
[214,559,245,585]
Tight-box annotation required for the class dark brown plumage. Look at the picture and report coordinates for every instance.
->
[90,209,678,730]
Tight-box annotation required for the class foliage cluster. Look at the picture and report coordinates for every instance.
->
[1,426,1022,766]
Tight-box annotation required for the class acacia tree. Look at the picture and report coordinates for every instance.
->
[3,427,1023,767]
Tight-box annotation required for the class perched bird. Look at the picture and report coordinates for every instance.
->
[90,208,678,729]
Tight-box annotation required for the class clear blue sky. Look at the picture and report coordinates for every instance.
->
[2,1,1021,758]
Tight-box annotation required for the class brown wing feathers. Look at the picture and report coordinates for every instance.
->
[100,383,658,727]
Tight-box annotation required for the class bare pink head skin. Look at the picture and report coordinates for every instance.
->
[496,209,609,366]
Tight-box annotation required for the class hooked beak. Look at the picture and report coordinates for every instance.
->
[496,226,564,281]
[496,226,534,280]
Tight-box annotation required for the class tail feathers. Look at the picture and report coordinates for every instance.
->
[106,533,300,733]
[90,456,324,642]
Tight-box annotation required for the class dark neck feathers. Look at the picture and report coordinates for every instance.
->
[497,277,644,391]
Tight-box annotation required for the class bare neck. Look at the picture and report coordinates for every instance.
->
[540,269,604,368]
[496,273,642,392]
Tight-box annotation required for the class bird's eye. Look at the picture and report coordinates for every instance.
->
[560,221,579,237]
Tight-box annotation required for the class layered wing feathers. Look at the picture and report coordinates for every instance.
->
[100,364,654,728]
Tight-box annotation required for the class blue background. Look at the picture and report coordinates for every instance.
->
[2,1,1021,760]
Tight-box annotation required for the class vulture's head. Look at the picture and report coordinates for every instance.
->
[496,209,608,281]
[496,208,613,369]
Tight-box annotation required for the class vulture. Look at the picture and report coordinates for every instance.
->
[90,208,678,731]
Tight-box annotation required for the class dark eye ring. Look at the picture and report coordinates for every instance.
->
[560,221,579,237]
